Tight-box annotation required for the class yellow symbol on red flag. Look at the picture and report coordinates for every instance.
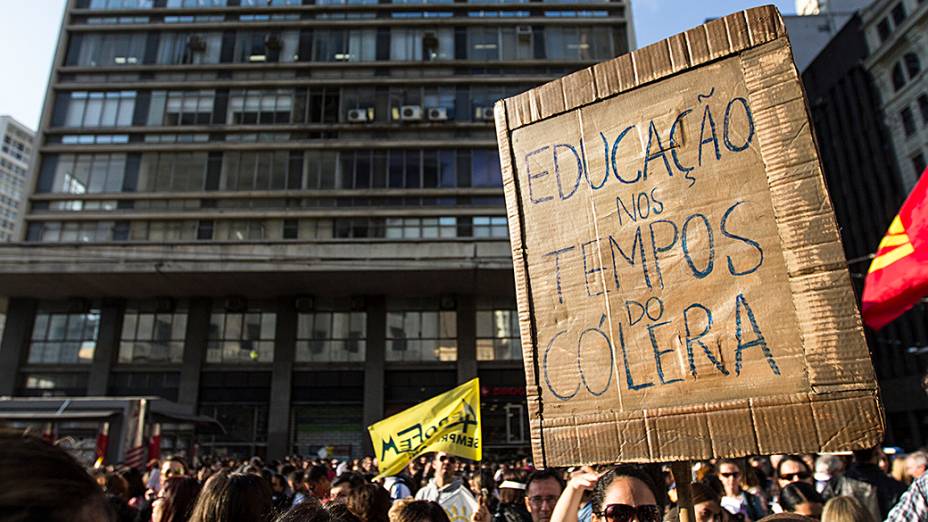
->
[868,215,915,273]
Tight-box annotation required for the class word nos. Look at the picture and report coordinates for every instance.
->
[521,91,755,204]
[380,402,479,458]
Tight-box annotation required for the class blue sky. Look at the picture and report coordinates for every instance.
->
[0,1,796,131]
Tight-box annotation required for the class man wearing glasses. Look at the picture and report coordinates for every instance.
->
[524,469,564,522]
[415,452,475,505]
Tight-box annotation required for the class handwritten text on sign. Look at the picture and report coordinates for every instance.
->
[511,57,808,412]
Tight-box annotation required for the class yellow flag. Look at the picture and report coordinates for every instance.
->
[369,378,481,479]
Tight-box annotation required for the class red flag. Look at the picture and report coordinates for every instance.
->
[862,169,928,330]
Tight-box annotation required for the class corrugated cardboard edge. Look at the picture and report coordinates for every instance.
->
[495,5,884,467]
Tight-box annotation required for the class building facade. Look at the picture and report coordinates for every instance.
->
[0,116,34,242]
[0,0,633,460]
[802,13,928,449]
[862,0,928,190]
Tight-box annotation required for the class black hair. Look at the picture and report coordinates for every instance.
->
[332,472,367,490]
[778,482,823,513]
[590,464,666,514]
[525,469,565,493]
[776,455,811,478]
[307,465,330,483]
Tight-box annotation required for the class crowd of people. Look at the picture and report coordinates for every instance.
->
[3,430,928,522]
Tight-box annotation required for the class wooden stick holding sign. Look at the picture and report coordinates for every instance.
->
[671,462,695,522]
[494,3,883,519]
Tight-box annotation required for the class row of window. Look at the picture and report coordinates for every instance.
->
[890,52,922,93]
[65,26,621,67]
[38,149,502,195]
[80,0,612,8]
[24,215,509,242]
[875,0,914,44]
[52,85,523,128]
[1,157,30,177]
[25,297,520,365]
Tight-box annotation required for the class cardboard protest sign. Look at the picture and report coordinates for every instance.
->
[494,5,884,467]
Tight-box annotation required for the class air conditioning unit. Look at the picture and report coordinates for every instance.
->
[516,25,533,39]
[427,107,449,121]
[264,34,282,50]
[187,35,207,52]
[474,106,495,121]
[347,108,371,122]
[400,105,423,121]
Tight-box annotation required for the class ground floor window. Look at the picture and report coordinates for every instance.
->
[291,404,364,459]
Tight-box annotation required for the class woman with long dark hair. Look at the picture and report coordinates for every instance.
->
[189,472,274,522]
[154,476,202,522]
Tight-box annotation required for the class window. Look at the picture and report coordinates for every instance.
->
[545,27,613,60]
[67,32,147,66]
[234,31,300,62]
[138,152,208,192]
[914,153,927,177]
[471,150,502,187]
[86,0,154,8]
[227,90,293,124]
[220,151,289,191]
[129,220,198,241]
[61,91,136,128]
[333,218,385,238]
[27,305,100,364]
[167,0,227,6]
[891,2,906,25]
[312,30,377,62]
[476,298,520,361]
[206,304,275,363]
[296,302,366,362]
[214,220,271,240]
[905,52,922,80]
[148,91,215,126]
[877,18,891,42]
[293,88,339,124]
[48,154,127,194]
[892,62,906,91]
[303,150,340,189]
[26,221,122,242]
[119,301,188,363]
[386,299,457,362]
[156,33,222,65]
[384,217,457,238]
[902,107,916,137]
[473,216,508,238]
[919,94,928,125]
[391,28,454,61]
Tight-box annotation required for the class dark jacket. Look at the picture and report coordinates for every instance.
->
[822,474,881,521]
[494,502,531,522]
[844,463,907,518]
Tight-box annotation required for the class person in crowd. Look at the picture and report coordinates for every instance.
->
[778,482,824,520]
[838,448,905,519]
[385,471,415,501]
[777,457,814,491]
[105,472,140,522]
[890,457,909,486]
[389,499,452,522]
[0,430,113,522]
[307,465,333,503]
[188,472,274,522]
[550,464,663,522]
[345,482,392,522]
[415,452,476,506]
[270,473,292,512]
[163,456,189,480]
[153,476,202,522]
[332,472,368,503]
[756,515,817,521]
[469,468,500,512]
[820,496,874,522]
[494,476,531,522]
[291,471,309,505]
[905,451,928,481]
[716,458,767,521]
[684,482,726,522]
[276,497,363,522]
[820,455,879,521]
[524,469,565,522]
[886,473,928,521]
[813,456,844,494]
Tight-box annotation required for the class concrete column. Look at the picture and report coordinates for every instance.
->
[456,295,477,383]
[178,298,211,412]
[0,299,37,395]
[363,296,386,455]
[267,298,296,460]
[87,300,124,396]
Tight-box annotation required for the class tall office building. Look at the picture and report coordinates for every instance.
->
[862,0,928,190]
[802,13,928,449]
[0,0,633,460]
[796,0,873,15]
[0,116,34,242]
